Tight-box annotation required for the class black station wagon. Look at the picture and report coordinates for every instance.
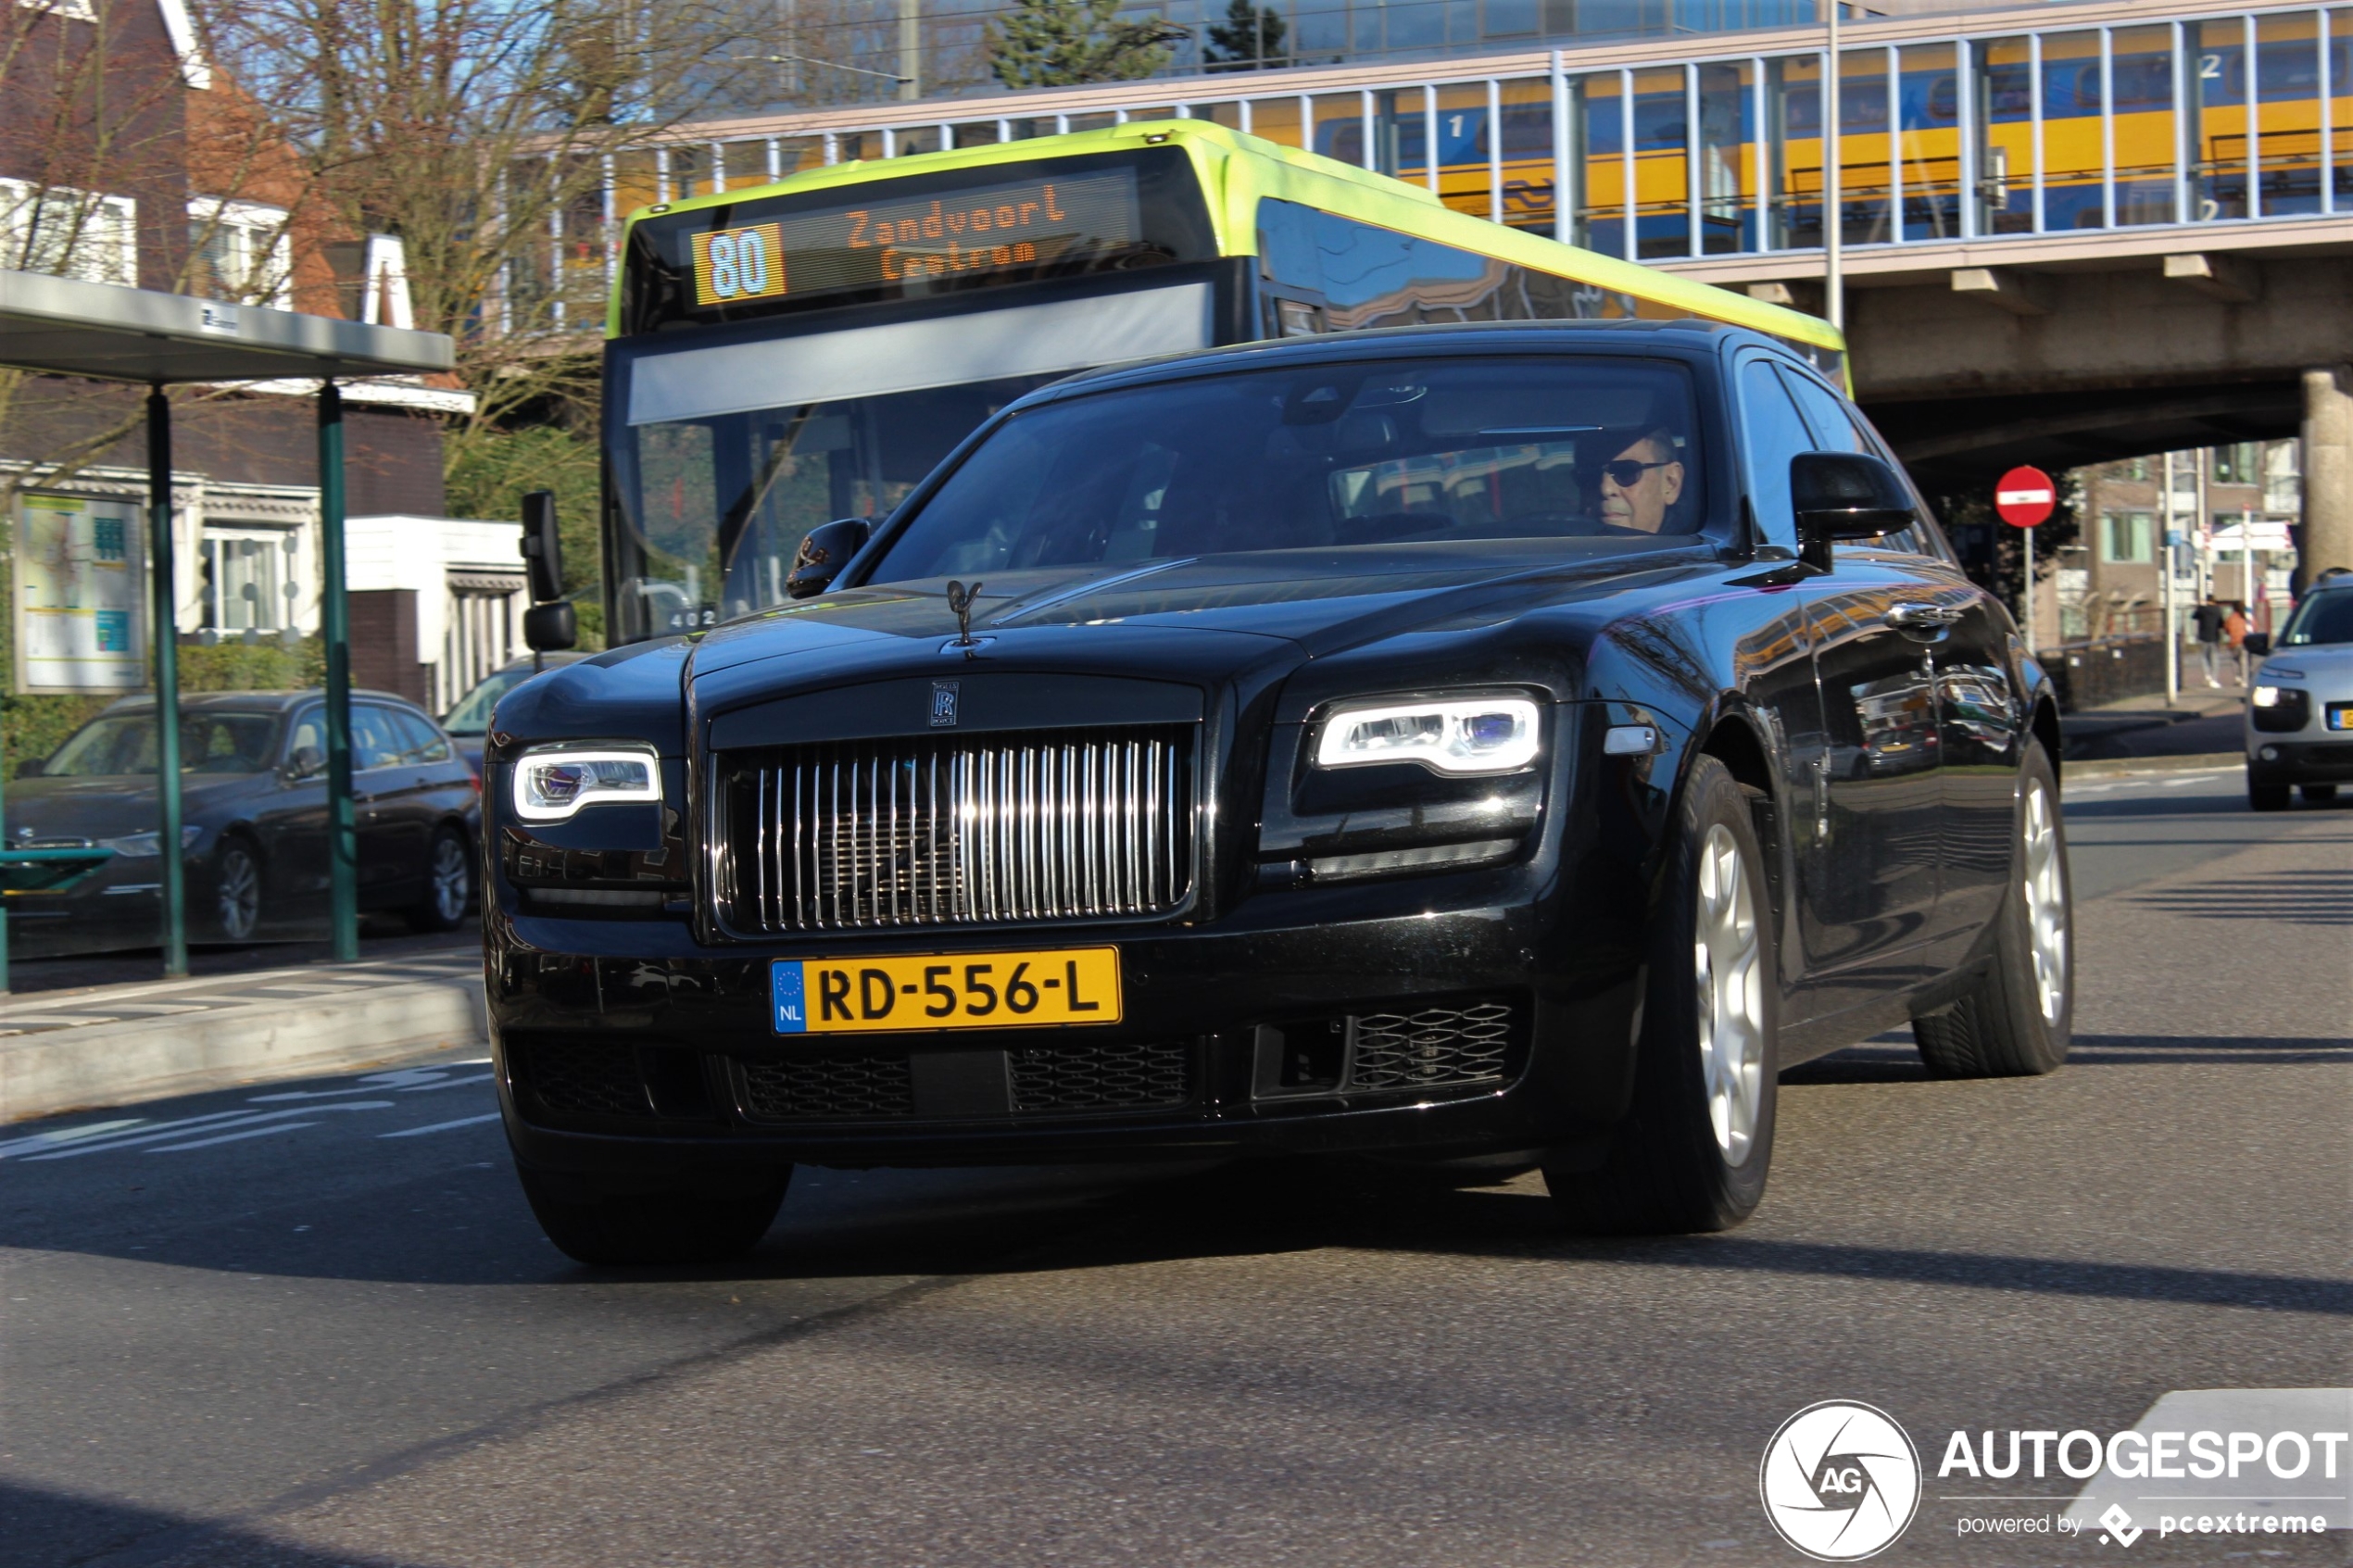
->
[484,321,2072,1265]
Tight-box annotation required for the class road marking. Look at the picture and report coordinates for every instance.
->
[396,1073,495,1093]
[379,1112,502,1139]
[147,1123,318,1153]
[18,1103,396,1160]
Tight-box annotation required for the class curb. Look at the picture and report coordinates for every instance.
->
[2066,751,2241,780]
[0,976,488,1123]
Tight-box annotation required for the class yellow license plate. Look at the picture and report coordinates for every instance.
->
[771,947,1121,1035]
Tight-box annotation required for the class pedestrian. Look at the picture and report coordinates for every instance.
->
[2192,596,2226,687]
[2224,600,2249,685]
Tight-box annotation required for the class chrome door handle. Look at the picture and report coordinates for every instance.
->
[1885,603,1963,629]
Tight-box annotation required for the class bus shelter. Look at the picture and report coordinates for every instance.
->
[0,269,455,987]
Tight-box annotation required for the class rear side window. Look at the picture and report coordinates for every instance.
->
[388,709,454,764]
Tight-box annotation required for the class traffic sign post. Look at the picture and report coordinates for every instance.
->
[1996,466,2057,653]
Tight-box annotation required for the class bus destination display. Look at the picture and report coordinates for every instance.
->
[691,169,1142,308]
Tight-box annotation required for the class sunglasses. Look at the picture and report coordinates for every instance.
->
[1599,458,1674,487]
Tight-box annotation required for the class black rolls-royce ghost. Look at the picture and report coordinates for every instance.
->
[486,321,2071,1265]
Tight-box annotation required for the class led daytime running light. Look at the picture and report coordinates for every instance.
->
[512,746,661,822]
[1315,696,1541,775]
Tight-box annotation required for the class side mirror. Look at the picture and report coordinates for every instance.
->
[15,758,43,779]
[785,518,873,600]
[1790,451,1918,572]
[523,600,578,653]
[521,490,563,604]
[287,744,325,779]
[2244,631,2271,658]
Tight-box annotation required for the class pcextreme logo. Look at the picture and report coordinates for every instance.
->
[1760,1400,1924,1561]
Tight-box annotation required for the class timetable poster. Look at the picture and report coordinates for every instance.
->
[13,492,146,694]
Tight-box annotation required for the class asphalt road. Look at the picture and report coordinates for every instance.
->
[4,765,2347,1568]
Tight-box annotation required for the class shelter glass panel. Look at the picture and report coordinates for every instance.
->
[1831,48,1892,245]
[1574,71,1629,257]
[2256,12,2325,215]
[2189,18,2249,220]
[951,121,1001,148]
[612,151,659,217]
[1369,87,1431,183]
[724,141,770,190]
[1499,78,1554,233]
[891,126,943,157]
[1971,35,2034,234]
[1696,60,1750,253]
[1065,112,1118,133]
[776,136,826,175]
[2110,26,2177,225]
[1249,96,1306,150]
[1897,44,1959,242]
[836,130,886,162]
[2038,31,2107,230]
[1312,92,1367,166]
[2337,9,2353,208]
[1765,54,1824,250]
[1431,82,1496,220]
[1629,67,1688,257]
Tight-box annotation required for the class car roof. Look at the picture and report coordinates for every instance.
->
[1027,319,1792,409]
[96,689,432,715]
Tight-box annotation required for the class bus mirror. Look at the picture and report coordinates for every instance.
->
[1792,451,1915,571]
[524,600,578,653]
[785,518,873,599]
[521,491,564,603]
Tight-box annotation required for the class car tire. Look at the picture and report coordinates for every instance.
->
[408,826,472,933]
[515,1162,789,1267]
[1912,742,2071,1078]
[2249,780,2293,812]
[2300,784,2337,804]
[1544,755,1778,1236]
[212,835,265,944]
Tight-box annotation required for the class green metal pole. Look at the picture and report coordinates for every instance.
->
[318,382,358,961]
[149,387,188,978]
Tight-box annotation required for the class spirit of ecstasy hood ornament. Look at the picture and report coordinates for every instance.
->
[945,579,983,648]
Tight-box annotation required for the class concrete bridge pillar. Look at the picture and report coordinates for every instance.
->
[2305,366,2353,581]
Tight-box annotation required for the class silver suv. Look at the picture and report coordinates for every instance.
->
[2246,575,2353,810]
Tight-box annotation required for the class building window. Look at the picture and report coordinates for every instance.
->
[188,199,292,307]
[2211,443,2263,484]
[2101,511,2154,564]
[202,528,300,633]
[0,180,136,284]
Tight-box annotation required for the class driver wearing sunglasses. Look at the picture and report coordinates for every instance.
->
[1597,427,1686,534]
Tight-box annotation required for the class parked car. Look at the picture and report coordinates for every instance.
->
[2245,575,2353,809]
[441,653,585,774]
[7,690,480,956]
[485,321,2070,1266]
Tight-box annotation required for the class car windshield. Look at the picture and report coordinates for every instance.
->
[862,358,1705,583]
[443,667,538,736]
[44,712,280,777]
[2278,590,2353,646]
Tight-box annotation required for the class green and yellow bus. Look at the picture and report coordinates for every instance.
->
[601,119,1843,644]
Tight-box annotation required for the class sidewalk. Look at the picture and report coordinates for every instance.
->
[2059,681,2247,765]
[0,943,484,1123]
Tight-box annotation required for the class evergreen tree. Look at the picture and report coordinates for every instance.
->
[988,0,1187,88]
[1204,0,1287,69]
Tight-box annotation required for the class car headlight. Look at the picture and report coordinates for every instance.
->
[1313,696,1542,775]
[512,745,661,822]
[100,826,204,857]
[2252,684,2287,708]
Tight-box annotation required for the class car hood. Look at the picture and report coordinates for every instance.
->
[6,773,263,841]
[2258,644,2353,685]
[687,542,1709,713]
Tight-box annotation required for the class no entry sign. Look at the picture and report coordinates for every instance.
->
[1995,466,2056,528]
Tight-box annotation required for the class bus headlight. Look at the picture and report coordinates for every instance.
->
[1314,696,1541,775]
[512,745,661,822]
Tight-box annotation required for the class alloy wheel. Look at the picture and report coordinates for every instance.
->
[217,847,260,942]
[1692,822,1765,1164]
[430,835,471,923]
[2020,777,2068,1027]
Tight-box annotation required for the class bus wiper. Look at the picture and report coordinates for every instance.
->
[716,406,817,575]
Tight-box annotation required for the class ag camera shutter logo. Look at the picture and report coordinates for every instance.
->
[1760,1400,1922,1561]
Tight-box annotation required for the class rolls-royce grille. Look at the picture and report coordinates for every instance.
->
[717,726,1193,933]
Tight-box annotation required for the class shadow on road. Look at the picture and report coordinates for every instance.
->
[2129,868,2353,924]
[0,1478,425,1568]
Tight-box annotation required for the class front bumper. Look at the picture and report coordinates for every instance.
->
[488,862,1650,1181]
[2245,729,2353,785]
